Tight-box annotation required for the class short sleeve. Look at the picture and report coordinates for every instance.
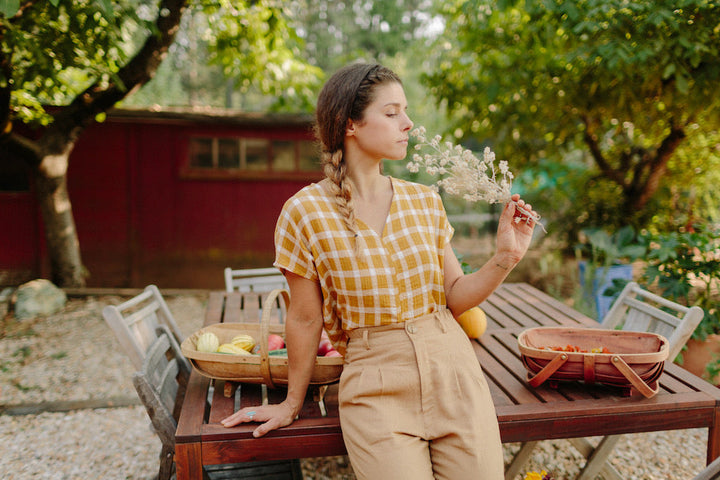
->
[273,197,318,281]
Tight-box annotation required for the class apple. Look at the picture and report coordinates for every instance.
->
[267,334,285,351]
[317,330,334,356]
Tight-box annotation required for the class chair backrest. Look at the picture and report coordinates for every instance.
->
[132,328,191,449]
[102,285,185,370]
[224,267,288,293]
[601,281,704,359]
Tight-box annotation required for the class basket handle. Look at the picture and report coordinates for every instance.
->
[527,353,569,387]
[611,355,660,398]
[259,288,291,389]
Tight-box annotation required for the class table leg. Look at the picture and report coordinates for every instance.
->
[707,408,720,464]
[175,442,203,480]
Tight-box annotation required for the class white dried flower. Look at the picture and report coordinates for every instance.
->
[409,127,545,231]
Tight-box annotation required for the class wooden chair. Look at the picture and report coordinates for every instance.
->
[600,282,703,360]
[224,267,288,293]
[694,455,720,480]
[224,267,288,323]
[102,285,185,371]
[133,329,302,480]
[506,282,704,480]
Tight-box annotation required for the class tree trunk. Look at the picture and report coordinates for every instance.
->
[35,151,86,287]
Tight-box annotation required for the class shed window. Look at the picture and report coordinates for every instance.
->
[243,139,269,171]
[273,140,295,172]
[218,139,240,168]
[299,141,319,171]
[186,136,320,180]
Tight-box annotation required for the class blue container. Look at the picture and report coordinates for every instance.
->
[578,261,634,320]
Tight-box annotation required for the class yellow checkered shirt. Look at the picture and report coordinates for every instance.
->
[274,177,454,353]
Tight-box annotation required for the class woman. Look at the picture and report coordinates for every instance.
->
[222,63,537,479]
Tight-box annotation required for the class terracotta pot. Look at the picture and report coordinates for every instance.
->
[680,334,720,385]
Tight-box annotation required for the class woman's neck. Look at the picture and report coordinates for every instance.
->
[346,162,388,201]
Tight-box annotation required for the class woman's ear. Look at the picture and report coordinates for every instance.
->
[345,119,357,136]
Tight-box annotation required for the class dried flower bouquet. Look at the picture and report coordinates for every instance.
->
[407,126,545,232]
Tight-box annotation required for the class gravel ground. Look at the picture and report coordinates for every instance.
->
[0,293,710,479]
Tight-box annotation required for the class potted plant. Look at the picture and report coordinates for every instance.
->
[638,224,720,383]
[576,226,646,320]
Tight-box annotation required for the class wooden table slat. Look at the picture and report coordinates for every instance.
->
[481,294,541,329]
[207,381,235,424]
[479,301,523,330]
[492,284,563,326]
[224,293,242,324]
[204,291,226,327]
[474,334,547,405]
[512,283,597,326]
[239,293,261,323]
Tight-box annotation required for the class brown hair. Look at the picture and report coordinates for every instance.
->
[314,63,402,239]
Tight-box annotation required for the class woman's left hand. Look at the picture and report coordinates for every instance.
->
[496,194,537,263]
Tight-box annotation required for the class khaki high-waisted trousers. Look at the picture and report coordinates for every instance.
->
[338,309,504,480]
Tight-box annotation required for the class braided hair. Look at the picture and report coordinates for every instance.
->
[314,63,402,240]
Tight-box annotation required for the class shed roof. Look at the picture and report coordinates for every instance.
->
[107,106,314,127]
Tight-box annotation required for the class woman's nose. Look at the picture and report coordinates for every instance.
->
[402,113,413,131]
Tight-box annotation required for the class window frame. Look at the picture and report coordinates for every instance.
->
[180,134,322,182]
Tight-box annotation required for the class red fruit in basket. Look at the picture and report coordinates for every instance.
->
[324,349,342,357]
[267,334,285,351]
[317,330,333,356]
[318,339,333,356]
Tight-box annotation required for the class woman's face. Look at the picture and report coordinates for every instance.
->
[346,81,413,162]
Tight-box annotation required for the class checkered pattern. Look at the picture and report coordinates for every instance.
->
[274,177,453,352]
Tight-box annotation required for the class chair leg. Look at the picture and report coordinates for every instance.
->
[573,435,623,480]
[505,441,539,480]
[157,443,175,480]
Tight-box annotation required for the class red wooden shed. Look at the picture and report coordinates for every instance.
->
[0,107,322,289]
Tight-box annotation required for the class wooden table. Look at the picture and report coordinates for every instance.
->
[175,283,720,479]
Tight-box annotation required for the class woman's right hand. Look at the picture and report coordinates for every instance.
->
[221,400,298,438]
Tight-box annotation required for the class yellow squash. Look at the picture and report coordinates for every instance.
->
[230,334,256,352]
[217,343,252,355]
[196,332,220,353]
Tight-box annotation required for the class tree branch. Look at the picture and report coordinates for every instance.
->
[615,118,686,213]
[628,123,687,212]
[43,0,189,149]
[581,114,626,186]
[0,132,43,168]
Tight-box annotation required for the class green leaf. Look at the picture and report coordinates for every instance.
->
[0,0,20,18]
[676,74,689,94]
[95,0,114,19]
[662,63,676,79]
